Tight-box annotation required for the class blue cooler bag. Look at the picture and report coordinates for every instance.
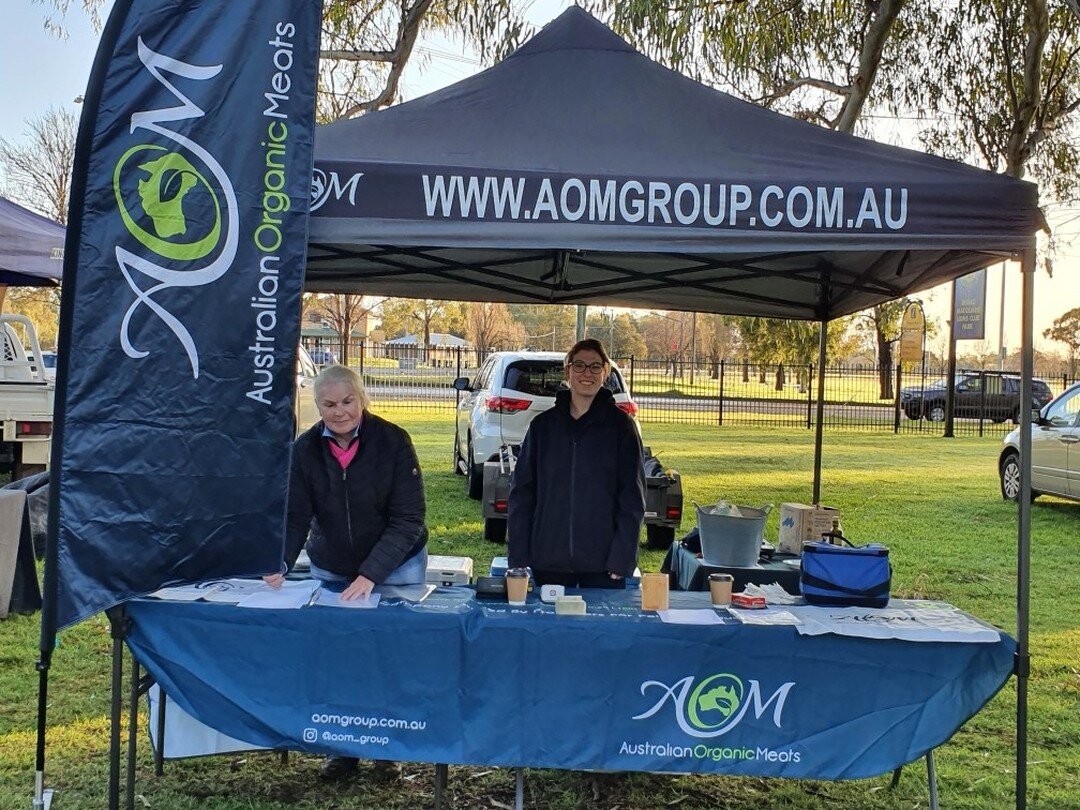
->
[800,541,891,608]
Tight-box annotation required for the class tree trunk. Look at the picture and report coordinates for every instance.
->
[1006,0,1050,179]
[877,332,895,399]
[775,362,785,391]
[742,356,749,383]
[836,0,906,133]
[340,313,352,366]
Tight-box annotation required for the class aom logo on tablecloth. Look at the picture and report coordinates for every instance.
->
[632,673,795,738]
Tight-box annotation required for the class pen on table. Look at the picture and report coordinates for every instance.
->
[305,584,321,607]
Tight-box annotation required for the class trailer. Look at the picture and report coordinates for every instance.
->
[481,443,683,547]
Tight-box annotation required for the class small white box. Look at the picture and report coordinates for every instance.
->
[555,595,586,615]
[425,555,474,586]
[490,556,509,578]
[540,584,565,603]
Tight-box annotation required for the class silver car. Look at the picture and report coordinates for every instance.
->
[452,351,635,499]
[999,382,1080,502]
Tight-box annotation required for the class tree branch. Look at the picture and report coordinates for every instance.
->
[320,48,398,63]
[326,0,437,118]
[755,76,851,107]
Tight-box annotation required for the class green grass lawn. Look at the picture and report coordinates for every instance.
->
[1,410,1077,809]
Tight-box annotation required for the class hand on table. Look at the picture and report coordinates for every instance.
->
[341,573,376,601]
[263,573,286,589]
[608,572,624,581]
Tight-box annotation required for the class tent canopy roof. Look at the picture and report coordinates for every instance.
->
[0,196,64,287]
[307,6,1042,320]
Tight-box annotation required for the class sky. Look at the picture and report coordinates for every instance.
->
[0,0,1075,355]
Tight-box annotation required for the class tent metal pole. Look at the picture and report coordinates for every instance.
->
[926,750,939,810]
[106,606,130,810]
[945,283,957,438]
[812,272,830,504]
[1015,246,1035,810]
[126,656,139,810]
[154,688,166,776]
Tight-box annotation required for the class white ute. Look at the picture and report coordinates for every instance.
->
[0,313,54,479]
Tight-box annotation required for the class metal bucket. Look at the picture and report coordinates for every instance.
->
[694,502,771,567]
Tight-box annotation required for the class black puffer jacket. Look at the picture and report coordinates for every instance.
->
[284,413,427,583]
[507,387,645,577]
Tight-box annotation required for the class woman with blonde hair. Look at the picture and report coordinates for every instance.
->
[264,363,426,780]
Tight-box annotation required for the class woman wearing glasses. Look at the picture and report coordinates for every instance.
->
[508,339,645,588]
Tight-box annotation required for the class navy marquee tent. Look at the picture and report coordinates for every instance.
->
[308,8,1042,320]
[304,9,1043,807]
[0,195,64,286]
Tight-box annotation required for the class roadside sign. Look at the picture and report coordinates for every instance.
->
[899,302,925,365]
[953,269,987,340]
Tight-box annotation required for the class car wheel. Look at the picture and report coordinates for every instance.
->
[644,525,676,550]
[1010,409,1021,425]
[484,518,507,543]
[991,417,1005,424]
[453,428,464,475]
[466,437,483,500]
[1000,451,1038,502]
[1000,452,1021,501]
[927,403,946,422]
[904,406,921,421]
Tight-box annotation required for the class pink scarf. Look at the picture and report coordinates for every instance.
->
[327,438,358,469]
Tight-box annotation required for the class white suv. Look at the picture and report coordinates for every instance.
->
[452,351,636,498]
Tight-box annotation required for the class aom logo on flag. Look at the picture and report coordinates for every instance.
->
[111,38,238,378]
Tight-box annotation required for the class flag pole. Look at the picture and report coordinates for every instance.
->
[34,3,136,807]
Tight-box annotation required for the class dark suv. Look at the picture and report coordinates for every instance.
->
[901,373,1054,423]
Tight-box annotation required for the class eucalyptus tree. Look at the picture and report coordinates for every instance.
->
[591,0,1077,394]
[36,0,530,123]
[317,0,529,121]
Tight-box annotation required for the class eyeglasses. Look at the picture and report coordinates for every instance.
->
[567,360,605,374]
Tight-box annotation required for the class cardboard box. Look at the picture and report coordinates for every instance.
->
[425,555,474,586]
[778,503,841,555]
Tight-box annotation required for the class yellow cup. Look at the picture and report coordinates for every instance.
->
[709,573,734,606]
[505,569,529,605]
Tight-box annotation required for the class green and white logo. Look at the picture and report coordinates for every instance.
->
[687,674,743,731]
[633,672,794,738]
[113,144,222,262]
[111,39,238,378]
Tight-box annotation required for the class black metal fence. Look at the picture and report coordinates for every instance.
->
[301,337,1078,436]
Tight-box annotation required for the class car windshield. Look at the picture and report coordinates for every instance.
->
[42,354,57,368]
[503,360,626,396]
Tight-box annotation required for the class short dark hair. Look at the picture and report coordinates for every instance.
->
[564,338,611,368]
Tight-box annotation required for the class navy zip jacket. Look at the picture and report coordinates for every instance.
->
[284,412,427,583]
[507,387,645,576]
